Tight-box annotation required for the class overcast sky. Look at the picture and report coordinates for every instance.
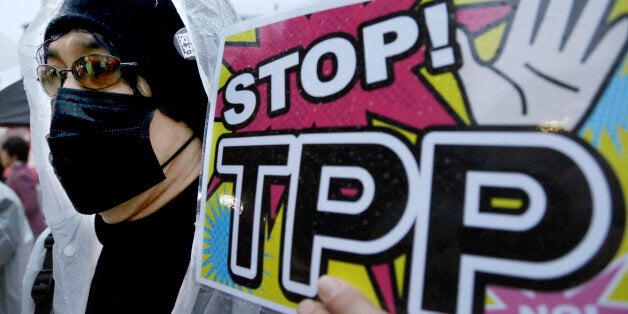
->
[0,0,317,33]
[1,0,42,29]
[231,0,313,17]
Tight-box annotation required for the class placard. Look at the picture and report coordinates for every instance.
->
[195,0,628,312]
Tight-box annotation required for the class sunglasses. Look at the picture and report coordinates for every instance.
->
[37,54,138,96]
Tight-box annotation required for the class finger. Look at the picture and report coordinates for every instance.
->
[507,0,542,46]
[297,299,330,314]
[582,17,628,77]
[566,0,613,56]
[316,275,386,314]
[535,0,575,50]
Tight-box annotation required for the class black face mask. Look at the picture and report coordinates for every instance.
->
[47,88,165,214]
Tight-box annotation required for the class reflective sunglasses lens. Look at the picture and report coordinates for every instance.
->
[37,65,63,96]
[72,54,122,90]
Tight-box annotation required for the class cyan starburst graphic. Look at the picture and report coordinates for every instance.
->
[202,184,252,293]
[579,56,628,152]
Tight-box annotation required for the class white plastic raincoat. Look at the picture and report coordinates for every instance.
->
[0,181,33,314]
[17,0,267,313]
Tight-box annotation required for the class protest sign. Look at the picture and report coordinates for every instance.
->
[195,0,628,312]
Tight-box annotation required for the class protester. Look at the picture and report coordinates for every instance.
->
[20,0,381,312]
[0,136,45,236]
[0,180,34,314]
[22,0,212,312]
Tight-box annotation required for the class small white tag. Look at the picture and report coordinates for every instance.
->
[173,28,196,60]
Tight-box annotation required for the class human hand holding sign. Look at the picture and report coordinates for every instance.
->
[457,0,628,130]
[297,276,387,314]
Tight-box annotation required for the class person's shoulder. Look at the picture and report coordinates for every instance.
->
[11,165,36,180]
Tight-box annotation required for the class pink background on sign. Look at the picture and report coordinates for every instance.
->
[217,0,456,132]
[487,258,628,312]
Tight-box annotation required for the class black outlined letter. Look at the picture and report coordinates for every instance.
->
[216,135,293,286]
[282,132,420,297]
[360,13,421,89]
[222,71,260,130]
[300,35,358,101]
[408,131,623,314]
[258,50,300,116]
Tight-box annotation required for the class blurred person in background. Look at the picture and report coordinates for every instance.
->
[0,136,45,236]
[0,158,4,183]
[0,179,34,314]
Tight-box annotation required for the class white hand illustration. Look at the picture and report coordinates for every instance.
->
[457,0,628,131]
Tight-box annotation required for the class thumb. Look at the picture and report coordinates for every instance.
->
[317,275,386,314]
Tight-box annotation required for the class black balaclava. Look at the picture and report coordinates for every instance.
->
[44,0,208,135]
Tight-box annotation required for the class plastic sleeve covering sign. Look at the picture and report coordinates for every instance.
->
[194,0,628,313]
